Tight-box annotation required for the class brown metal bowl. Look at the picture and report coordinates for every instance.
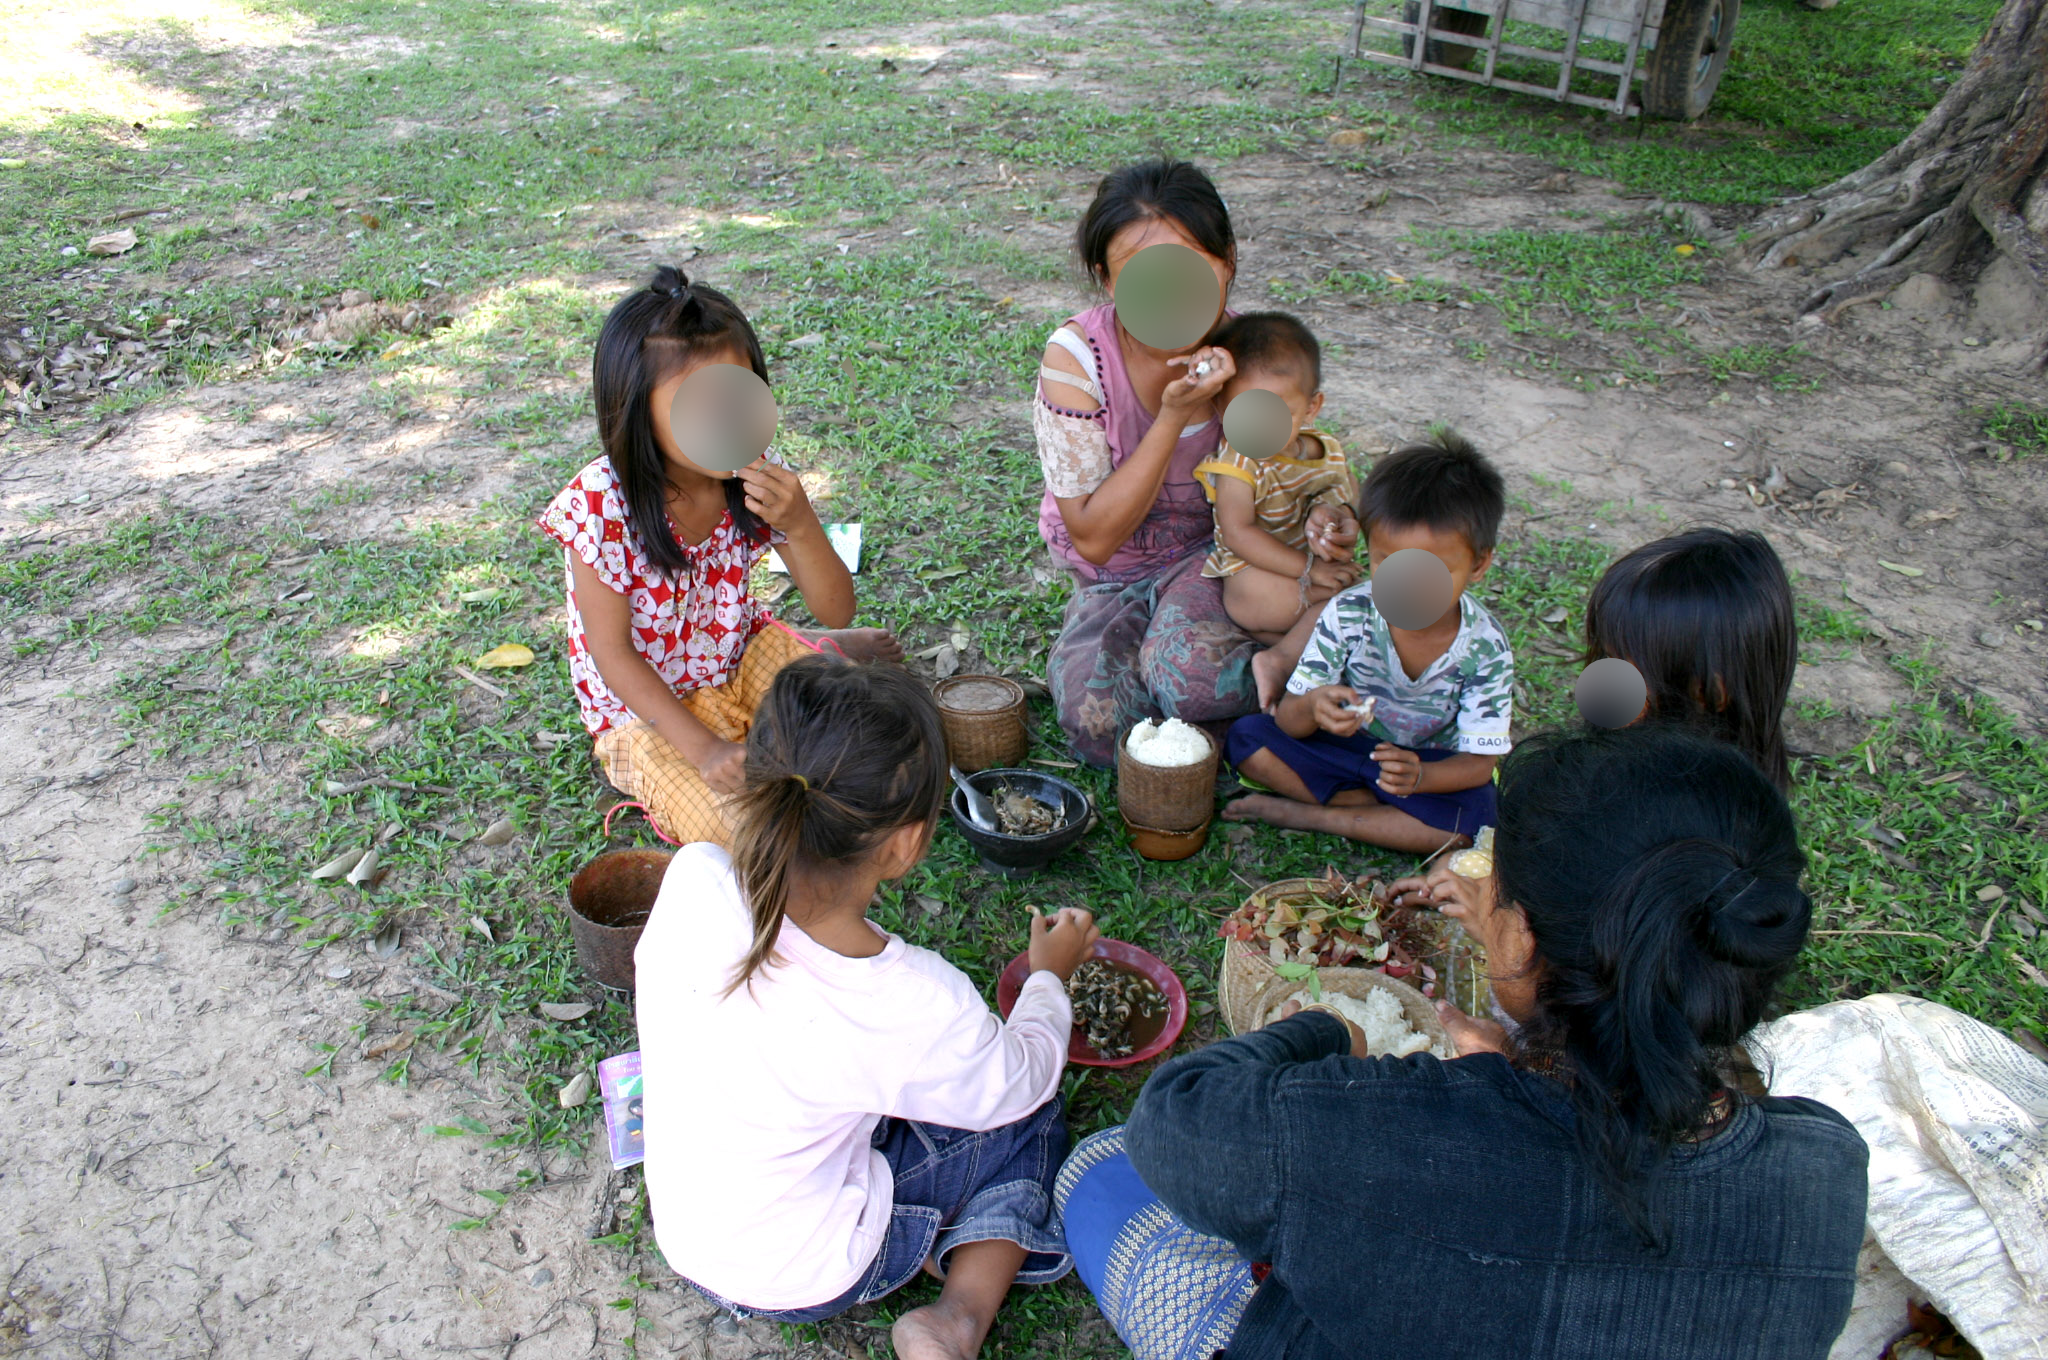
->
[565,848,672,991]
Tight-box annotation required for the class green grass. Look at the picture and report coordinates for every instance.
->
[1703,342,1819,390]
[1984,401,2048,456]
[2,0,2036,1354]
[1365,0,2001,203]
[1276,220,1715,384]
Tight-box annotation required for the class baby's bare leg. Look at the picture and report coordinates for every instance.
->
[1224,569,1343,643]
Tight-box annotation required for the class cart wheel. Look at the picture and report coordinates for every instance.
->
[1643,0,1740,120]
[1400,1,1492,71]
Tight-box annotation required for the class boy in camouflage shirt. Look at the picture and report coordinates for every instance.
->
[1223,432,1513,854]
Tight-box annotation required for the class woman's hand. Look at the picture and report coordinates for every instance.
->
[1434,1001,1509,1057]
[1389,861,1491,922]
[1160,346,1234,413]
[1310,685,1367,737]
[1280,999,1370,1058]
[1028,905,1101,982]
[1370,744,1422,797]
[734,459,820,534]
[696,739,748,796]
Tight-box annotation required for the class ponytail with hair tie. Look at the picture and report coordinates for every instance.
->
[720,655,950,999]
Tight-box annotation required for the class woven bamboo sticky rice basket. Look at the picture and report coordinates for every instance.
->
[934,675,1029,773]
[1218,878,1493,1036]
[1116,723,1219,832]
[1236,966,1452,1056]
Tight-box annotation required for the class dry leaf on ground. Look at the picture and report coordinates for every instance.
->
[310,848,367,881]
[476,643,534,669]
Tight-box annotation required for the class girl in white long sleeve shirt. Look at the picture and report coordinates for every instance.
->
[636,654,1100,1360]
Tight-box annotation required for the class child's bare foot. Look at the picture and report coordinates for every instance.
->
[1222,794,1467,855]
[891,1300,983,1360]
[808,627,903,663]
[1223,793,1354,831]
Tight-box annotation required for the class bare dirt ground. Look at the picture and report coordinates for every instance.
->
[5,24,2048,1360]
[0,385,797,1356]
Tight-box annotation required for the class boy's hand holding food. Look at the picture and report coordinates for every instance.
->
[1310,685,1369,737]
[1028,905,1102,982]
[1370,743,1422,796]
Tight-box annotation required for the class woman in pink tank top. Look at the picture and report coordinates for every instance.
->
[1033,160,1261,767]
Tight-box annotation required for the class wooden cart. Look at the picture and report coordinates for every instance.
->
[1340,0,1740,121]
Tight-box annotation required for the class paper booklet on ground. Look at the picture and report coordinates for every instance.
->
[766,522,861,575]
[599,1051,644,1170]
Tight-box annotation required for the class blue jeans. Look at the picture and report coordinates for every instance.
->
[688,1098,1073,1323]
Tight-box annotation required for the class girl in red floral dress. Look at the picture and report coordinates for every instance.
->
[539,266,900,846]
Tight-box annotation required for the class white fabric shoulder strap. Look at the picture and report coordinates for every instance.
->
[1045,326,1099,390]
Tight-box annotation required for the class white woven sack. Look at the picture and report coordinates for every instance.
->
[1748,994,2048,1360]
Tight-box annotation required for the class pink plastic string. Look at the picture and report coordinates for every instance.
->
[763,612,841,657]
[604,800,680,846]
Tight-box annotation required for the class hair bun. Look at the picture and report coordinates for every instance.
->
[649,264,695,304]
[1699,869,1810,968]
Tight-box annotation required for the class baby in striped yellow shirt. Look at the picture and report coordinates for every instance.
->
[1195,313,1364,644]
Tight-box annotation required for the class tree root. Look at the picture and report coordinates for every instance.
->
[1736,0,2045,368]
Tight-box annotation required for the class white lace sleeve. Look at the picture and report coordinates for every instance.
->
[1034,398,1112,499]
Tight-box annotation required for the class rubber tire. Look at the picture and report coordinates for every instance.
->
[1642,0,1739,120]
[1400,1,1492,71]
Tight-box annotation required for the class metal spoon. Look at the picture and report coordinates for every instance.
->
[950,765,999,832]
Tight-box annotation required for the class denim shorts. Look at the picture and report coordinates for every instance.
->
[687,1097,1074,1323]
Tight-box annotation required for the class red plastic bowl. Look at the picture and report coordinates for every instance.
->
[997,938,1188,1069]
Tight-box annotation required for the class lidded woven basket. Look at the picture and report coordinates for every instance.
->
[934,675,1029,773]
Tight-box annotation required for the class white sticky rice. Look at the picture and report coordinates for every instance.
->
[1266,985,1451,1059]
[1125,717,1209,767]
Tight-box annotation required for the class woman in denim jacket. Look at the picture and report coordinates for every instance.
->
[1055,725,1868,1360]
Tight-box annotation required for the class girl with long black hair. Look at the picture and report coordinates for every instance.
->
[1584,525,1799,789]
[537,266,898,846]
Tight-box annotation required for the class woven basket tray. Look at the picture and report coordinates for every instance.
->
[934,675,1029,773]
[1218,878,1493,1034]
[1235,966,1453,1057]
[1116,724,1218,832]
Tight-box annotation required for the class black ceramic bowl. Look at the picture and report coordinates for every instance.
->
[948,768,1093,876]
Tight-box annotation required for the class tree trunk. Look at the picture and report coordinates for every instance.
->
[1740,0,2048,356]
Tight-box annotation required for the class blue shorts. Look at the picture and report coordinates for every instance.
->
[1225,713,1497,838]
[686,1098,1073,1323]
